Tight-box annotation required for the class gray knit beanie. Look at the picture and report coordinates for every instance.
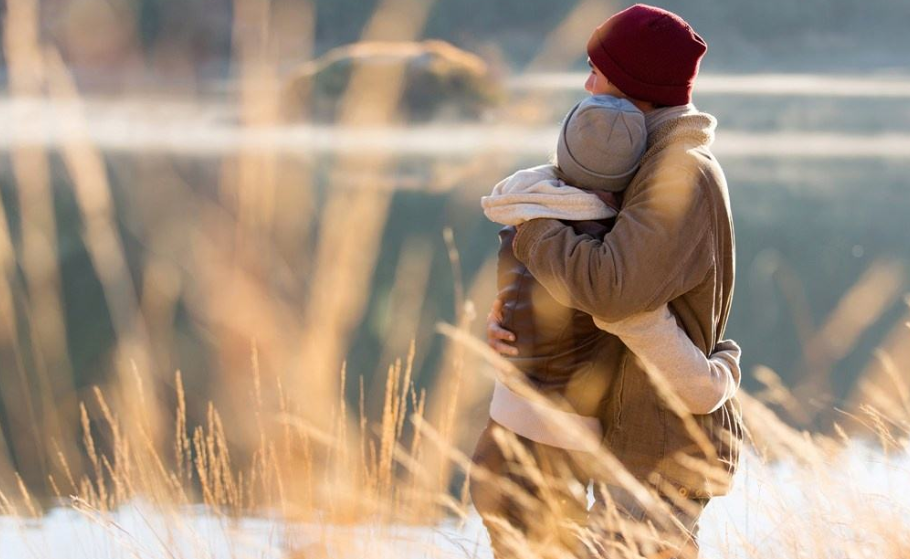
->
[555,95,647,192]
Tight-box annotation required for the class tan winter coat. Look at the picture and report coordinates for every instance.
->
[512,111,743,497]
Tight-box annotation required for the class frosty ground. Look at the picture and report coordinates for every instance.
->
[1,442,906,559]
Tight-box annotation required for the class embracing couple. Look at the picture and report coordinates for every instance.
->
[469,5,744,559]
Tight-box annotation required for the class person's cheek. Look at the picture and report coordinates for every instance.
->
[584,73,596,93]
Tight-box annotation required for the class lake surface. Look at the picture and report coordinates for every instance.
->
[1,72,909,436]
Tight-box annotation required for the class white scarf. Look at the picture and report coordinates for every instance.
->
[481,164,615,226]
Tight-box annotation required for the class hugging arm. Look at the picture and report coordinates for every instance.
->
[595,308,741,414]
[512,165,713,323]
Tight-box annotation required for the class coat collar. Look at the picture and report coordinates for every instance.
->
[642,105,717,165]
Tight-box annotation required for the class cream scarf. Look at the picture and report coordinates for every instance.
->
[481,164,615,225]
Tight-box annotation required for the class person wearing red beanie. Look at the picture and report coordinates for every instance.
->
[485,5,742,559]
[586,3,707,107]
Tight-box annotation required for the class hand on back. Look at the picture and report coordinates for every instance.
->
[486,298,518,356]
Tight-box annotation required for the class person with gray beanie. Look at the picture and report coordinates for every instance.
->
[470,94,741,558]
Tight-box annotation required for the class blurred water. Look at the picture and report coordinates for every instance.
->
[510,73,910,98]
[3,86,910,158]
[0,72,908,436]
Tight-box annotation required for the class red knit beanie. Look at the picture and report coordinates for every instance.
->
[587,4,706,106]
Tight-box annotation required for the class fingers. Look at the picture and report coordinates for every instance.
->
[490,340,519,356]
[487,299,518,356]
[488,321,515,343]
[489,322,518,356]
[489,297,504,321]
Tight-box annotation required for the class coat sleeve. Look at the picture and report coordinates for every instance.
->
[512,164,714,323]
[595,308,742,414]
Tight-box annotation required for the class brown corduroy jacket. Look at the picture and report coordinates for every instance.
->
[512,112,742,497]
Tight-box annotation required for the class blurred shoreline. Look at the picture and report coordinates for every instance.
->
[509,72,910,97]
[4,72,910,160]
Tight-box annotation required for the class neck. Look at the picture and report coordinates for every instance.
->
[631,99,657,114]
[596,83,655,113]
